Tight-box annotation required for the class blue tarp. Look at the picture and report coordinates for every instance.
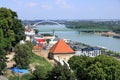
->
[12,67,29,74]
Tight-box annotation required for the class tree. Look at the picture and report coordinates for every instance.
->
[34,29,39,35]
[68,55,120,80]
[0,48,7,75]
[0,8,15,50]
[46,39,51,44]
[47,64,75,80]
[87,62,106,80]
[0,7,25,74]
[26,41,34,50]
[14,43,32,69]
[11,19,25,47]
[33,66,47,80]
[0,7,25,49]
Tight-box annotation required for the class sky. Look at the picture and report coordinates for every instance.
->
[0,0,120,20]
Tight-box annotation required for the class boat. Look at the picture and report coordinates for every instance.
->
[113,34,120,39]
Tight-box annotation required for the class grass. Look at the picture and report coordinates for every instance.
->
[9,74,34,80]
[30,53,53,72]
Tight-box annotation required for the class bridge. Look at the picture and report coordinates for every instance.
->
[37,28,109,32]
[32,20,61,27]
[31,20,109,32]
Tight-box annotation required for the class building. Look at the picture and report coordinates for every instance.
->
[75,47,101,57]
[25,28,35,41]
[48,39,74,61]
[67,41,101,57]
[33,37,47,45]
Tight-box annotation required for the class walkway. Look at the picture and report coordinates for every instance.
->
[6,52,15,68]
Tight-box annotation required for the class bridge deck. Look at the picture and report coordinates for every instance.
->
[35,28,109,32]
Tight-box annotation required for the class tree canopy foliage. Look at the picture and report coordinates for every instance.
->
[32,64,75,80]
[0,7,25,74]
[33,66,48,80]
[0,48,7,75]
[14,42,33,69]
[46,64,75,80]
[0,7,25,49]
[68,55,120,80]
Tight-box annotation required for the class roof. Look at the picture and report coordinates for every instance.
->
[49,39,74,54]
[33,46,41,50]
[82,47,93,51]
[37,38,46,43]
[82,47,100,51]
[93,47,100,50]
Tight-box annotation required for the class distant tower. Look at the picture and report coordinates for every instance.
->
[53,29,55,35]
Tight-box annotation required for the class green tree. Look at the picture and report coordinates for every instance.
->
[0,7,25,74]
[47,64,75,80]
[0,7,25,49]
[46,39,51,44]
[26,41,34,50]
[0,48,7,75]
[68,55,120,80]
[14,43,32,69]
[0,8,15,50]
[11,19,25,47]
[87,62,106,80]
[33,66,47,80]
[34,29,39,35]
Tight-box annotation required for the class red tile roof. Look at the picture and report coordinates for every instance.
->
[37,38,46,43]
[49,39,74,54]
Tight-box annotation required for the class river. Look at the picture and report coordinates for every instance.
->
[36,24,120,53]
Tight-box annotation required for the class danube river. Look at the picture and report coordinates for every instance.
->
[36,24,120,53]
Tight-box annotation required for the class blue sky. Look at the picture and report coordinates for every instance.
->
[0,0,120,20]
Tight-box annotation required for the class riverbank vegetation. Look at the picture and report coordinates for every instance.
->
[65,20,120,33]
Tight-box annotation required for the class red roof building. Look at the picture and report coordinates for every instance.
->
[50,39,74,54]
[37,38,46,43]
[48,39,74,60]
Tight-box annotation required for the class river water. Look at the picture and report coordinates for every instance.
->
[36,24,120,53]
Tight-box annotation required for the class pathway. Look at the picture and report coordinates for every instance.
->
[6,52,15,68]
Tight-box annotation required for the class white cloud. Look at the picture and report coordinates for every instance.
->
[41,4,52,10]
[26,2,38,7]
[56,0,72,9]
[12,0,23,5]
[12,0,38,7]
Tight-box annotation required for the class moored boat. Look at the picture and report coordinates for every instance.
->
[113,35,120,38]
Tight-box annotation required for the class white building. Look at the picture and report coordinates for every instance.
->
[75,47,101,57]
[25,28,35,41]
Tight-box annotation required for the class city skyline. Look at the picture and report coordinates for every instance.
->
[0,0,120,20]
